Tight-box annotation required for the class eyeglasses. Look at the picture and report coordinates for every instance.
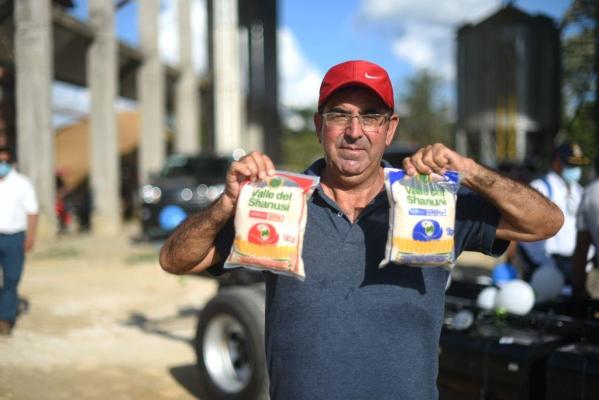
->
[321,112,389,133]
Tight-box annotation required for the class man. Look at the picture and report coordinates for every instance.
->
[0,146,38,335]
[572,154,599,297]
[160,60,563,399]
[520,142,589,283]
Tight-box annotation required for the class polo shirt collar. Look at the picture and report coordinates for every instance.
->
[303,158,390,219]
[303,158,393,176]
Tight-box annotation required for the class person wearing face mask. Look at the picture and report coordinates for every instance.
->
[572,154,599,298]
[0,146,38,335]
[517,141,589,289]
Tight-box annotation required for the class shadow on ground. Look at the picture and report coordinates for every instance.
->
[122,306,207,398]
[170,364,203,399]
[121,306,203,344]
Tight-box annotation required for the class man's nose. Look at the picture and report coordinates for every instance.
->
[345,116,363,139]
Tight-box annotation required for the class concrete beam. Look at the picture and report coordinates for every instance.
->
[175,0,200,155]
[14,0,55,238]
[138,0,165,184]
[87,0,121,236]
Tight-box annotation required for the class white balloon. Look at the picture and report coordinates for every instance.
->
[530,266,564,303]
[476,287,498,310]
[495,279,535,315]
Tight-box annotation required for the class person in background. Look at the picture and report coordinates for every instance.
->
[0,146,38,335]
[55,171,71,234]
[572,153,599,297]
[518,141,589,285]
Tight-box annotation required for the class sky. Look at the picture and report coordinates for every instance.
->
[278,0,570,108]
[54,0,571,126]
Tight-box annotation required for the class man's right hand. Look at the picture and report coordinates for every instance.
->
[221,151,276,213]
[159,151,276,275]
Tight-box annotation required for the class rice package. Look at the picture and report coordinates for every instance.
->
[224,171,319,280]
[380,168,460,268]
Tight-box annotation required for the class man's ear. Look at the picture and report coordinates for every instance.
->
[385,114,399,146]
[314,112,323,143]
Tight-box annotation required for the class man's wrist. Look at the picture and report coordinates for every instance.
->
[206,195,235,228]
[458,158,487,189]
[217,193,235,215]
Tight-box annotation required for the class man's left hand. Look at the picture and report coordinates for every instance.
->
[403,143,475,177]
[403,143,564,243]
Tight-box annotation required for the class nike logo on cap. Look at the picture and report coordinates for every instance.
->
[364,72,382,79]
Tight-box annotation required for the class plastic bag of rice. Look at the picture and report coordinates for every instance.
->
[380,168,460,268]
[224,171,319,280]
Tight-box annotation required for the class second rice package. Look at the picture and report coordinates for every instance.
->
[224,171,319,280]
[380,168,460,268]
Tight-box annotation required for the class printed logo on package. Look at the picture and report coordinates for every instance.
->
[225,171,319,280]
[381,169,460,268]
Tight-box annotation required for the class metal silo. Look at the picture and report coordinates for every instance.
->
[456,3,560,168]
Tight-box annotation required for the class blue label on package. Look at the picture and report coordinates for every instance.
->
[412,219,443,241]
[409,208,447,216]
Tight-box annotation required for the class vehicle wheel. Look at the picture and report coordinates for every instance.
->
[195,286,269,400]
[218,269,265,287]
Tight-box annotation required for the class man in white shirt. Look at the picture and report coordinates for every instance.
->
[572,155,599,297]
[519,141,589,285]
[0,146,38,335]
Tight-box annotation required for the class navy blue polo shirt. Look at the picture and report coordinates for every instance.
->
[213,159,508,400]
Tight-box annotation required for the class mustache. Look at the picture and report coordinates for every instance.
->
[338,137,369,150]
[339,145,366,151]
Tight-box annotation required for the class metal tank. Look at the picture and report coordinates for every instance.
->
[456,3,560,169]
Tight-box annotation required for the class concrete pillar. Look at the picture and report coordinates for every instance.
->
[455,128,467,157]
[138,0,165,184]
[239,24,263,153]
[480,128,495,168]
[14,0,55,238]
[87,0,121,236]
[213,0,242,155]
[175,0,200,155]
[248,21,265,153]
[515,127,526,163]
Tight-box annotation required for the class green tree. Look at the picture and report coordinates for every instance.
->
[280,108,322,172]
[561,0,598,162]
[397,70,452,146]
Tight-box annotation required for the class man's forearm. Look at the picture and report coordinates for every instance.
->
[25,214,38,251]
[27,214,38,238]
[159,196,233,274]
[461,161,563,241]
[402,144,563,241]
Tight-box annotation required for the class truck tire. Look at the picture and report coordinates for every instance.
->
[195,286,269,400]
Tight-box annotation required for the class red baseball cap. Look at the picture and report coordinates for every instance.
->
[318,60,394,110]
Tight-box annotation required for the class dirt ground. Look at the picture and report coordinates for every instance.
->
[0,223,218,400]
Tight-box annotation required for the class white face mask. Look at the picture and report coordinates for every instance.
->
[562,166,582,183]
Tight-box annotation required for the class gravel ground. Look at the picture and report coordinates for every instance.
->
[0,224,218,400]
